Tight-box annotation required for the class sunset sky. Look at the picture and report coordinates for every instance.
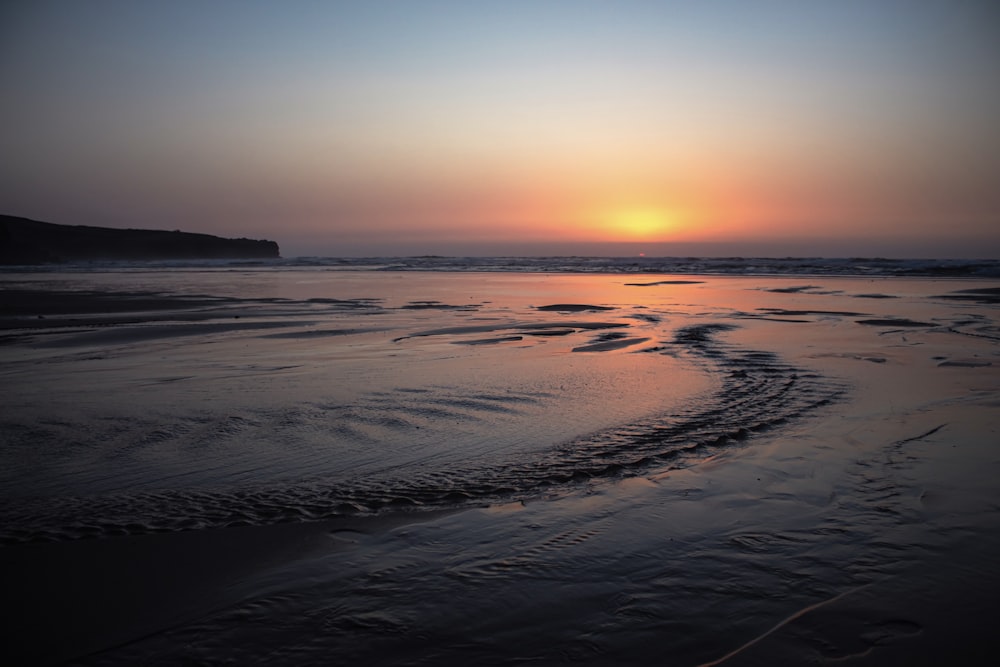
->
[2,1,998,257]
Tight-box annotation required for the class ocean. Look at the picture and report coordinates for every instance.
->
[2,258,999,664]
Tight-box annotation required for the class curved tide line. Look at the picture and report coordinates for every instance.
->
[0,324,847,545]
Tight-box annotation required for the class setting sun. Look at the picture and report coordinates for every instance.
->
[608,208,676,240]
[565,200,710,245]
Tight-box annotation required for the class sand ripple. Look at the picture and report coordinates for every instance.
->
[0,323,845,545]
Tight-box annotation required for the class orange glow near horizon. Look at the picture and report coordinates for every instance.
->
[607,208,676,240]
[566,198,710,244]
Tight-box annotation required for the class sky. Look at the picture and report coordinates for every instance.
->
[2,0,998,258]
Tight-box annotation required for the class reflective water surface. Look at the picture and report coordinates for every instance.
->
[1,269,998,664]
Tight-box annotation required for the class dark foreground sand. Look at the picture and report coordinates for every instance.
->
[1,272,999,665]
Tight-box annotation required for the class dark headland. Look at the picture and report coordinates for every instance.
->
[0,214,280,264]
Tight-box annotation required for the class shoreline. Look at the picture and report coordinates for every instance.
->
[3,255,1000,279]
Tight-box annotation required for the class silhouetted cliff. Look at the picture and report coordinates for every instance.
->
[0,215,280,264]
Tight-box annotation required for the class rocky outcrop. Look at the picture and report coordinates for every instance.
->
[0,215,280,264]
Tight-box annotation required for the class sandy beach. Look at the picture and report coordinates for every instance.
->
[2,268,999,665]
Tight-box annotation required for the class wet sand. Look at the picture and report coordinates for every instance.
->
[1,271,999,665]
